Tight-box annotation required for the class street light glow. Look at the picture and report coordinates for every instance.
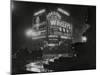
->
[26,29,32,37]
[82,36,87,42]
[25,28,41,38]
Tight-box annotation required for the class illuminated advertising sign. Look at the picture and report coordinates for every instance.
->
[45,12,72,38]
[32,11,72,40]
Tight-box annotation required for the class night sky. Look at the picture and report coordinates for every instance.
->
[12,1,95,50]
